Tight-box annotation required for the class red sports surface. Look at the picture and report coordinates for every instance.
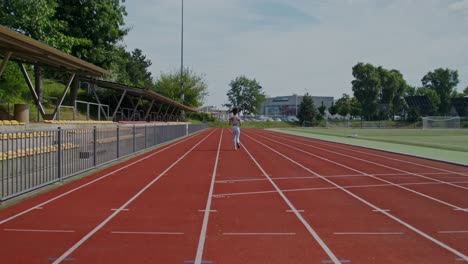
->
[0,128,467,263]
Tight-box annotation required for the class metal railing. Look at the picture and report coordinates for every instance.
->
[0,123,208,201]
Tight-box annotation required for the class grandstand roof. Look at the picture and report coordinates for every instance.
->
[79,78,196,113]
[404,95,435,115]
[0,25,110,77]
[451,97,468,117]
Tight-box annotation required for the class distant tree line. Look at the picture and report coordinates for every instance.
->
[299,62,467,123]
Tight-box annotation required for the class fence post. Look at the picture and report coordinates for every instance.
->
[133,125,136,153]
[145,125,147,149]
[116,126,120,159]
[57,127,62,181]
[93,126,97,167]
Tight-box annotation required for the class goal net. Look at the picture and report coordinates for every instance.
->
[422,116,460,129]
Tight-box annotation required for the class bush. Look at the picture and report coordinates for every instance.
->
[187,112,214,122]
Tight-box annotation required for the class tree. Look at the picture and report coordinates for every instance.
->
[154,67,208,108]
[351,63,380,120]
[297,93,317,124]
[463,87,468,96]
[54,0,129,105]
[225,76,265,115]
[328,102,338,116]
[378,68,406,120]
[421,68,459,115]
[0,0,87,52]
[54,0,128,68]
[392,80,408,119]
[335,94,351,117]
[416,86,440,115]
[317,101,327,118]
[350,97,361,118]
[113,48,154,88]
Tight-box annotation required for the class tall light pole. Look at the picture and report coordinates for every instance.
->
[180,0,184,104]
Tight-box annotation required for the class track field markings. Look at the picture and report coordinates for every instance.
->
[222,232,296,236]
[437,231,468,234]
[52,130,216,264]
[373,209,391,212]
[265,132,468,192]
[215,180,468,197]
[198,210,217,212]
[194,129,223,264]
[0,129,209,226]
[184,260,213,264]
[242,136,343,264]
[333,232,404,235]
[322,260,351,263]
[111,231,184,235]
[252,131,468,211]
[4,229,75,233]
[111,208,129,211]
[245,132,468,262]
[48,258,75,262]
[268,130,468,177]
[286,209,305,213]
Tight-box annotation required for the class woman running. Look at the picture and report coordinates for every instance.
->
[229,108,241,150]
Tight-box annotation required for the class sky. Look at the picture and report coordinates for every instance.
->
[122,0,468,108]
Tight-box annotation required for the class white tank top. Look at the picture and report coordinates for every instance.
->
[232,116,240,125]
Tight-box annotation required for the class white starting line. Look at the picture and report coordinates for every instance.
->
[4,229,75,233]
[333,232,404,235]
[223,232,296,236]
[438,231,468,234]
[111,231,184,235]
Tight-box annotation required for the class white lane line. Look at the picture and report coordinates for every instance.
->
[265,130,468,178]
[216,172,457,183]
[244,132,468,262]
[0,130,209,226]
[454,208,468,212]
[34,207,43,210]
[333,232,404,235]
[223,232,296,236]
[198,210,217,212]
[287,210,305,213]
[438,231,468,234]
[373,209,390,212]
[52,130,216,264]
[242,137,342,264]
[252,131,467,211]
[111,231,184,235]
[194,129,223,264]
[266,131,468,185]
[111,208,129,211]
[4,229,75,233]
[215,180,468,197]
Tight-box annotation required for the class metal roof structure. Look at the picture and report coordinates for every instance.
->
[79,77,196,113]
[0,25,110,77]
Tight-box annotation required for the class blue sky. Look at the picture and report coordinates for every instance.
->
[122,0,468,108]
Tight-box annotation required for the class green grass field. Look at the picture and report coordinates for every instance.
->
[282,128,468,152]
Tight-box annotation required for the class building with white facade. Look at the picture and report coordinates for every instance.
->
[260,95,334,117]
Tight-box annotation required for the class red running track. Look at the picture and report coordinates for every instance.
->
[0,128,467,263]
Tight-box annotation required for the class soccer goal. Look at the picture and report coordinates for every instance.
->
[422,116,460,129]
